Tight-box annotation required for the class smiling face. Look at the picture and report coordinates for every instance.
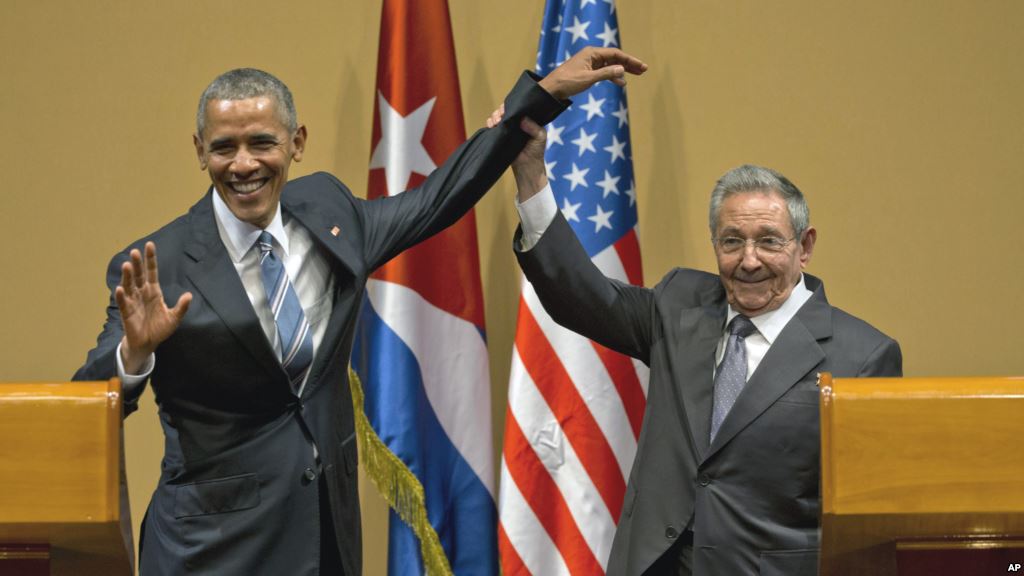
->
[714,189,816,317]
[194,97,306,229]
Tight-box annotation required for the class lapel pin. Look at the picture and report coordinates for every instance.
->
[330,225,341,237]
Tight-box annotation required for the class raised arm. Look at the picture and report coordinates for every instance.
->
[358,48,646,271]
[115,242,192,373]
[490,47,647,203]
[503,95,656,361]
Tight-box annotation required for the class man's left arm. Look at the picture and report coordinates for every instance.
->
[74,242,189,417]
[357,48,646,271]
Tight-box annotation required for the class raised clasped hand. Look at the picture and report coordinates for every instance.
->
[484,48,646,201]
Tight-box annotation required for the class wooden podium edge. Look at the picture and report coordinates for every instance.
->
[819,372,836,516]
[103,378,121,524]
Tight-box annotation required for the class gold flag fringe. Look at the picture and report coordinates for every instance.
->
[348,368,454,576]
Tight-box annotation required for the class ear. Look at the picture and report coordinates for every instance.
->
[291,125,307,162]
[799,226,817,268]
[193,133,208,170]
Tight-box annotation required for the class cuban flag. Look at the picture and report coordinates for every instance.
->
[499,1,649,574]
[352,0,496,574]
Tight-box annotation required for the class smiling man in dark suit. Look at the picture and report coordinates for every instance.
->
[503,117,902,575]
[74,49,647,576]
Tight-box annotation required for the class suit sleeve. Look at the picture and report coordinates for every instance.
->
[73,249,145,417]
[515,211,655,364]
[357,72,568,271]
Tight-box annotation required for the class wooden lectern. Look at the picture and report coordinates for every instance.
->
[0,380,132,576]
[820,374,1024,575]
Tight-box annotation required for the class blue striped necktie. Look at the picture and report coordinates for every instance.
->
[710,315,757,442]
[257,231,313,393]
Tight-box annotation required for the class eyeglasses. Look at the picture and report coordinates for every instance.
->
[712,235,796,255]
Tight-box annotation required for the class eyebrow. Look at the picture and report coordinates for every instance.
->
[719,225,786,237]
[249,133,280,143]
[207,133,280,149]
[208,137,235,149]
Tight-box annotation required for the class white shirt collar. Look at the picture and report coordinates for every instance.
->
[726,274,814,345]
[212,189,290,262]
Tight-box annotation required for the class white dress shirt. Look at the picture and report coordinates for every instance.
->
[118,192,334,397]
[717,280,812,380]
[515,183,814,381]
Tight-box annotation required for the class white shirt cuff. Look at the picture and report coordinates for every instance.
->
[515,184,558,251]
[116,341,155,398]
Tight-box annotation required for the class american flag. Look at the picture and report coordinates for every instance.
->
[498,1,648,574]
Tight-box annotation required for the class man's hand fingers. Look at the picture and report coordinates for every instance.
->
[130,249,145,289]
[589,47,647,75]
[145,241,159,285]
[519,117,546,140]
[542,48,646,99]
[609,53,647,75]
[486,103,505,128]
[590,64,627,86]
[171,292,193,322]
[114,285,129,316]
[120,261,134,292]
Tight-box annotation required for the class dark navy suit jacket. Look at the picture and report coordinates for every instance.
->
[75,72,564,576]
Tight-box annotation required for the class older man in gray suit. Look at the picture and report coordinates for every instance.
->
[497,115,902,575]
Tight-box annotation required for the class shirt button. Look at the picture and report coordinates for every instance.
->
[303,468,317,482]
[699,474,711,486]
[665,526,678,539]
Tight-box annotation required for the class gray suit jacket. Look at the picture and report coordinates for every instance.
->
[516,214,902,576]
[74,72,565,576]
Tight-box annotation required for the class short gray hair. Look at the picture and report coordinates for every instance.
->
[708,164,810,238]
[196,68,297,138]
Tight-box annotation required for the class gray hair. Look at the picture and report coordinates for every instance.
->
[196,68,297,138]
[708,164,810,238]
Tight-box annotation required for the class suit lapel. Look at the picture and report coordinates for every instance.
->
[673,296,727,459]
[183,193,285,380]
[705,278,832,459]
[281,194,362,389]
[282,194,360,279]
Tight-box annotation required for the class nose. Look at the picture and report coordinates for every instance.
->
[230,149,259,176]
[739,243,763,272]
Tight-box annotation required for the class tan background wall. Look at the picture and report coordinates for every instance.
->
[2,1,1021,572]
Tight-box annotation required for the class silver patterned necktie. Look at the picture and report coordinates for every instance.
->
[710,315,757,442]
[256,231,314,393]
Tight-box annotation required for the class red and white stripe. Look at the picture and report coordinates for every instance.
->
[500,227,648,575]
